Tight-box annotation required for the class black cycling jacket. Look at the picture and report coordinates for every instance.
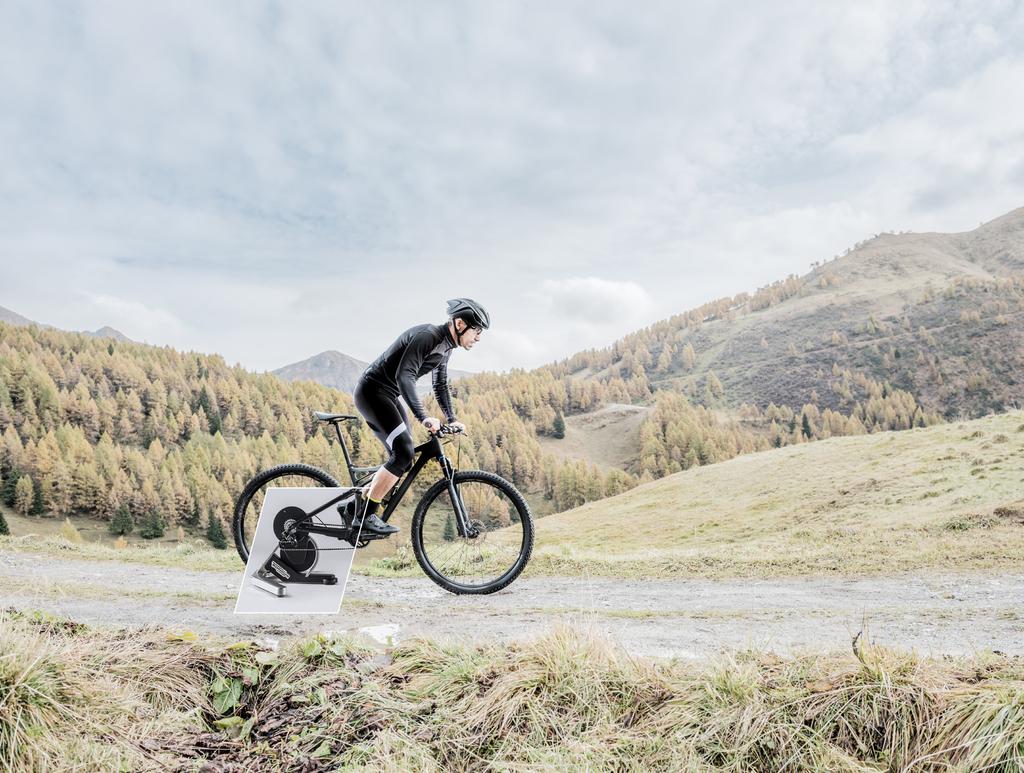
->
[361,322,457,423]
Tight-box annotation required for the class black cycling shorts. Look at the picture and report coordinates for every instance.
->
[353,376,416,476]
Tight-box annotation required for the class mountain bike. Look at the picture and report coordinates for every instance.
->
[232,411,534,595]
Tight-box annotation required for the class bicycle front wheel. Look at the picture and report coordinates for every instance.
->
[411,470,534,594]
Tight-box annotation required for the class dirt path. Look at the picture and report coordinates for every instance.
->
[1,550,1021,659]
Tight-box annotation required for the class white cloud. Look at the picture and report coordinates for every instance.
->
[530,277,654,327]
[828,56,1024,226]
[2,2,1024,372]
[83,293,186,342]
[472,329,546,372]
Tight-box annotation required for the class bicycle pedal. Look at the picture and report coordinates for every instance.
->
[356,530,392,541]
[333,526,389,545]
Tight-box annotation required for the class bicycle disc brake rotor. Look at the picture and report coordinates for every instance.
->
[273,506,318,573]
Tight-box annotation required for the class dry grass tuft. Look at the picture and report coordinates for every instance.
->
[3,611,1024,771]
[0,611,217,770]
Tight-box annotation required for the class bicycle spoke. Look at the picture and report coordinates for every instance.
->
[416,475,530,591]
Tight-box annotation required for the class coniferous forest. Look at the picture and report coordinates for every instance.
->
[0,318,941,539]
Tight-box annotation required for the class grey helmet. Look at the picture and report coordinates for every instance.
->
[445,297,490,331]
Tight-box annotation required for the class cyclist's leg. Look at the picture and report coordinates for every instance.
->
[353,379,416,520]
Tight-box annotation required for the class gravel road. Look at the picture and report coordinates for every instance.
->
[2,550,1021,659]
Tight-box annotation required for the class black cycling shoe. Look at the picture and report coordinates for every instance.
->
[356,512,399,537]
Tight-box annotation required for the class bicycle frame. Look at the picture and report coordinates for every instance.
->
[291,421,473,540]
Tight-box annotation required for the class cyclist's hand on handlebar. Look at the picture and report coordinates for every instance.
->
[422,417,442,434]
[448,421,467,434]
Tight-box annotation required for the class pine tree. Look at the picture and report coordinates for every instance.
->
[442,514,455,542]
[706,370,724,399]
[552,412,565,439]
[14,476,34,516]
[206,511,227,549]
[109,503,135,535]
[1,468,20,507]
[30,477,45,515]
[139,509,166,539]
[681,342,696,370]
[197,386,221,434]
[656,345,673,372]
[0,505,8,535]
[187,497,202,527]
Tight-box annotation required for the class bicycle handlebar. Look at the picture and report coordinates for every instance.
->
[435,424,466,437]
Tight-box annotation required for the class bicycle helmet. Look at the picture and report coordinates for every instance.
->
[446,298,490,345]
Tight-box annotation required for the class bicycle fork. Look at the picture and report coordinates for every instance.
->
[438,454,478,538]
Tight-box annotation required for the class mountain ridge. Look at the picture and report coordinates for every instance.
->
[0,304,132,342]
[548,206,1024,420]
[273,348,477,395]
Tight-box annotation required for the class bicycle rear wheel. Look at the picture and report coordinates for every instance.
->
[411,470,534,594]
[232,464,341,564]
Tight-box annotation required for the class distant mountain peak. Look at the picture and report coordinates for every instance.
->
[0,305,37,327]
[273,350,369,393]
[273,348,475,394]
[0,304,134,342]
[85,326,132,342]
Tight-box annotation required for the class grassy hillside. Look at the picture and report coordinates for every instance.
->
[558,207,1024,419]
[3,612,1023,771]
[523,410,1024,579]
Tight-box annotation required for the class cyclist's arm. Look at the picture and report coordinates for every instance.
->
[395,331,433,423]
[432,353,457,423]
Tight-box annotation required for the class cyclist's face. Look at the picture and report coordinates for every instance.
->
[457,319,482,349]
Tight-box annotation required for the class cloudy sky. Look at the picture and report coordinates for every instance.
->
[2,2,1023,374]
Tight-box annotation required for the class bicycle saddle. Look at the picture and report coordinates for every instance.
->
[313,411,360,423]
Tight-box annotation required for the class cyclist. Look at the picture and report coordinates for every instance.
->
[351,298,489,536]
